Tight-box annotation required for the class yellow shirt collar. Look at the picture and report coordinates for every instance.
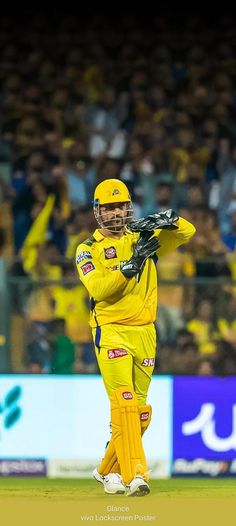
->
[93,229,127,242]
[93,229,105,242]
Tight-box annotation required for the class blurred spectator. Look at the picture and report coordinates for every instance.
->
[52,262,91,342]
[65,206,95,259]
[175,328,195,348]
[217,139,236,234]
[0,178,13,259]
[223,212,236,293]
[217,293,236,348]
[65,155,95,210]
[24,281,55,326]
[214,341,236,376]
[52,263,97,373]
[159,341,199,375]
[188,208,228,278]
[195,357,216,376]
[50,318,75,374]
[187,298,219,354]
[222,211,236,251]
[26,322,51,373]
[120,135,154,215]
[157,247,196,339]
[144,180,176,216]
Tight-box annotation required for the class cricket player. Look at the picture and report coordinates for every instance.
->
[76,178,195,496]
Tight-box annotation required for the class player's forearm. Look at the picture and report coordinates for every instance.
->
[81,270,128,302]
[172,217,196,241]
[156,217,196,256]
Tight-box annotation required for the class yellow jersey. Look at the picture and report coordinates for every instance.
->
[52,285,92,343]
[75,217,196,328]
[187,319,219,354]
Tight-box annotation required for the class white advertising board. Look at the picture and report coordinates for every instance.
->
[0,375,172,478]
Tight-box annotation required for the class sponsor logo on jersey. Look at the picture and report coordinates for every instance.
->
[122,391,133,400]
[110,261,126,271]
[140,412,149,421]
[111,264,120,271]
[81,262,95,276]
[104,246,117,259]
[76,251,92,264]
[108,348,128,359]
[142,358,155,367]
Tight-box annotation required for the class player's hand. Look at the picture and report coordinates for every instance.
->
[121,233,160,279]
[127,209,179,233]
[133,232,160,260]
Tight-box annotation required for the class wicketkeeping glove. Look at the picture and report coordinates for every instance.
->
[127,209,179,233]
[121,233,160,279]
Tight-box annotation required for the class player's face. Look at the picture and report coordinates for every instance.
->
[100,202,129,232]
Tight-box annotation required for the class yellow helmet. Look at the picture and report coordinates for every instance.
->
[93,178,131,205]
[93,178,133,232]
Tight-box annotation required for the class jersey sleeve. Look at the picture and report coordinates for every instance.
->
[154,217,196,256]
[75,243,127,302]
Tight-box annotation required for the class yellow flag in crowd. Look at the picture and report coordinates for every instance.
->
[21,194,55,274]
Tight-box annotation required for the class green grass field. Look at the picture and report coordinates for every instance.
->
[0,477,235,500]
[0,478,235,526]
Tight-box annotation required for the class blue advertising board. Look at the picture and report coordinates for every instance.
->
[172,377,236,476]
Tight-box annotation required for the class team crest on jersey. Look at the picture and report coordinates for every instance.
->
[122,391,133,400]
[76,251,92,264]
[81,262,95,275]
[104,246,117,259]
[108,348,128,359]
[142,358,155,367]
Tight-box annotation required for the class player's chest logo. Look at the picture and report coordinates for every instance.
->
[104,246,117,259]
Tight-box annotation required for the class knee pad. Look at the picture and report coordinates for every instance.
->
[139,404,152,434]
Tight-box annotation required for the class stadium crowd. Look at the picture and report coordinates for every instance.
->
[0,13,236,375]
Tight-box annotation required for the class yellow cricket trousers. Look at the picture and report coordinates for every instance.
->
[92,323,156,405]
